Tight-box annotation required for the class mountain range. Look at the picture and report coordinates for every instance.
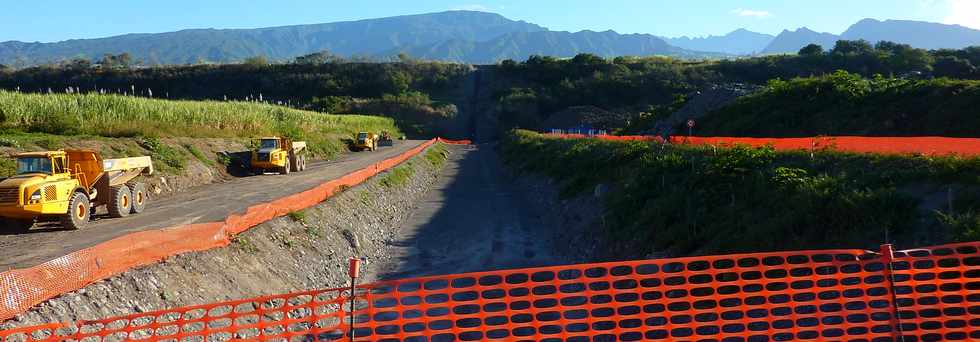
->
[663,29,775,55]
[761,18,980,54]
[1,11,979,66]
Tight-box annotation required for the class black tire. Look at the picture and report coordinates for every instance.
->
[1,218,33,232]
[128,183,148,214]
[252,168,263,175]
[290,154,300,173]
[61,192,90,230]
[280,157,290,175]
[107,186,133,218]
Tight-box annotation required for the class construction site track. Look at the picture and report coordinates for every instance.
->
[0,140,427,270]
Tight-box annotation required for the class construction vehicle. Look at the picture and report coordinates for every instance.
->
[0,150,153,231]
[353,132,379,151]
[378,131,394,147]
[250,137,307,175]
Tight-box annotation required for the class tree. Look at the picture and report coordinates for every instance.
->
[295,51,340,64]
[66,58,92,70]
[831,40,874,55]
[243,55,269,66]
[933,56,976,78]
[798,44,824,56]
[99,52,133,68]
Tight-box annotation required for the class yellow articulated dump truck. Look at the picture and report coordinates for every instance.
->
[250,137,307,175]
[0,150,152,231]
[353,132,379,151]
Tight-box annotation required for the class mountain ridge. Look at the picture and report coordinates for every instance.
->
[663,29,775,55]
[3,13,980,66]
[762,18,980,54]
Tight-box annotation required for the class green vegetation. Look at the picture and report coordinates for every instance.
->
[287,210,307,223]
[423,143,449,168]
[0,91,400,159]
[501,130,980,256]
[494,55,714,130]
[379,163,416,188]
[184,144,214,167]
[0,61,468,136]
[716,42,980,83]
[698,71,980,136]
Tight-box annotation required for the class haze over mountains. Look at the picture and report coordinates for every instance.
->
[1,11,979,67]
[663,29,775,56]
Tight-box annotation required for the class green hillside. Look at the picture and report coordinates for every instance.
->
[501,130,980,257]
[697,71,980,137]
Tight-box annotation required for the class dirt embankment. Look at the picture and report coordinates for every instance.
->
[505,170,611,263]
[2,144,451,328]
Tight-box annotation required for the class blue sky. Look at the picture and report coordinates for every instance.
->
[1,0,976,43]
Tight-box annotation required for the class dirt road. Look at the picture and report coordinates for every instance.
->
[372,143,563,280]
[0,140,426,270]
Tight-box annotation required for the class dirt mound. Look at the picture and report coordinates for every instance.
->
[651,83,760,135]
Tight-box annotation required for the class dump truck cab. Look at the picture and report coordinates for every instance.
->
[0,151,81,220]
[0,150,153,231]
[250,137,307,175]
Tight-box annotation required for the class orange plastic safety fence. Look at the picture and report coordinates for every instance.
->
[3,241,977,341]
[546,134,980,157]
[0,139,461,322]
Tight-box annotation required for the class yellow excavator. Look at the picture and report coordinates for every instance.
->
[0,150,152,231]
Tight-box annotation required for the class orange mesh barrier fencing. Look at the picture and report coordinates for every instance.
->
[546,134,980,157]
[3,241,977,341]
[0,139,471,323]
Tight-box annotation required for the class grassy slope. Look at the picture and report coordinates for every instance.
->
[501,130,980,257]
[0,91,401,158]
[697,72,980,137]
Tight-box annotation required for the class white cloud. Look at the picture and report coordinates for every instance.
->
[451,4,491,12]
[942,0,980,29]
[730,8,772,18]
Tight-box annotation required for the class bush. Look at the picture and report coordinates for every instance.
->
[501,130,980,257]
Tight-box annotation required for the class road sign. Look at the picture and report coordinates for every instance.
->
[687,119,696,128]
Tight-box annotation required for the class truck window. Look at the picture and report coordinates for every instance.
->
[53,157,67,174]
[357,133,368,139]
[260,139,279,149]
[16,157,53,175]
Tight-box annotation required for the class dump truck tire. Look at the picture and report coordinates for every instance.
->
[129,182,148,214]
[290,154,300,173]
[1,218,33,232]
[61,192,90,230]
[301,155,308,171]
[107,186,133,218]
[280,157,290,175]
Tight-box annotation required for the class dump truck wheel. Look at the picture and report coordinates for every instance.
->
[301,155,308,171]
[290,154,300,173]
[280,157,290,175]
[1,218,33,232]
[129,183,148,214]
[107,186,133,218]
[61,192,91,230]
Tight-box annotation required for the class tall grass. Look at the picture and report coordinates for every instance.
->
[0,91,401,157]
